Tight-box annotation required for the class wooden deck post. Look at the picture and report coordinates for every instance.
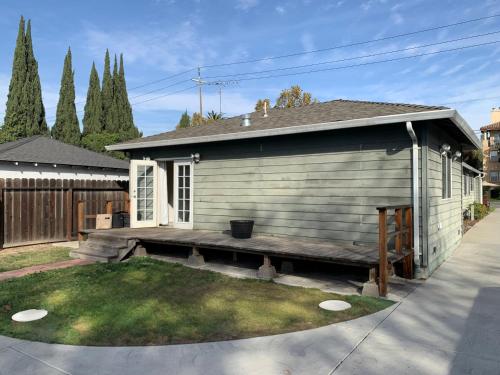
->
[106,200,113,215]
[403,207,414,279]
[378,207,388,297]
[77,200,84,241]
[395,208,403,255]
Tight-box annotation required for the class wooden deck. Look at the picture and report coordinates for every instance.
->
[82,227,408,268]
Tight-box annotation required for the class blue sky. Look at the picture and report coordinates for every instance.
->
[1,0,500,136]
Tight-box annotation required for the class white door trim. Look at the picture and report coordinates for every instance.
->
[173,160,194,229]
[130,159,158,228]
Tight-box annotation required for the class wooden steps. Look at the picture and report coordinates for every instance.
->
[70,232,137,263]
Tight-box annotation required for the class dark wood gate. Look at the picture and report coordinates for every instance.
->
[0,178,128,248]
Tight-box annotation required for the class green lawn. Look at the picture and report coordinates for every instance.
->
[0,257,393,346]
[0,247,71,272]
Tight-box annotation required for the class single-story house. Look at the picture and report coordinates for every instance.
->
[107,99,482,278]
[0,135,128,180]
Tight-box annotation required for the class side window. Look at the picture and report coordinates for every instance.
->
[491,150,498,162]
[442,153,452,199]
[491,171,499,182]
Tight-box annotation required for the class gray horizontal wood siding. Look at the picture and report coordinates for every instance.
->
[135,125,414,244]
[425,126,464,274]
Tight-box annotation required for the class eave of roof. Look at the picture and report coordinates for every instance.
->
[480,121,500,131]
[108,108,481,151]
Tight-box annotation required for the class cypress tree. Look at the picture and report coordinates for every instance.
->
[2,17,47,141]
[177,110,191,128]
[117,54,139,139]
[82,62,102,135]
[52,48,80,145]
[101,49,115,132]
[104,54,120,133]
[2,16,27,141]
[24,20,47,136]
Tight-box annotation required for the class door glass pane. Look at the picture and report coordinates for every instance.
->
[177,164,191,224]
[136,164,155,222]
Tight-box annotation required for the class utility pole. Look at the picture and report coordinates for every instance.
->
[191,67,206,116]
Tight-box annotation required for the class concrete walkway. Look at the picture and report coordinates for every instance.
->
[0,259,93,281]
[0,210,499,374]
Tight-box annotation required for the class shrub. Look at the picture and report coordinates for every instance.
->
[473,203,489,220]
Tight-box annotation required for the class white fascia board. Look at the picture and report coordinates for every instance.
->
[106,109,461,151]
[449,110,482,149]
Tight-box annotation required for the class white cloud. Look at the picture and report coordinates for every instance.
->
[235,0,259,10]
[275,5,286,14]
[391,12,404,25]
[133,89,255,117]
[442,64,465,77]
[300,33,315,52]
[83,21,217,73]
[422,64,440,76]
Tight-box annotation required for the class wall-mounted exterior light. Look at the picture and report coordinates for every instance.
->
[191,153,201,163]
[453,151,462,160]
[440,143,451,155]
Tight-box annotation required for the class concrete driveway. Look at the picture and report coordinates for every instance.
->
[0,209,499,375]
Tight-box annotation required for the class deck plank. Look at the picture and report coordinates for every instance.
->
[83,227,407,267]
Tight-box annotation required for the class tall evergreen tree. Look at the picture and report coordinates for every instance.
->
[51,48,80,145]
[82,62,102,135]
[2,17,47,141]
[176,110,191,129]
[24,20,48,136]
[101,49,116,132]
[116,54,139,139]
[106,54,121,133]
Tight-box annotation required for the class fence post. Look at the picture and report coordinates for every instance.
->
[124,191,130,213]
[378,207,388,297]
[106,200,113,215]
[66,189,73,241]
[77,200,84,241]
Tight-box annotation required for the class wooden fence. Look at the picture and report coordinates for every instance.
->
[0,178,128,248]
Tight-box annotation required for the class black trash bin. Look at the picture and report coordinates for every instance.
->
[230,220,254,239]
[112,212,124,228]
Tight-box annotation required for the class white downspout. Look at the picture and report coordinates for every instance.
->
[406,121,421,266]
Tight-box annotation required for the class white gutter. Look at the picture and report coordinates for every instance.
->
[461,162,482,175]
[406,121,421,266]
[107,109,467,151]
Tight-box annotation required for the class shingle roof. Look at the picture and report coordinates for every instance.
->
[480,122,500,131]
[0,136,128,170]
[112,99,448,149]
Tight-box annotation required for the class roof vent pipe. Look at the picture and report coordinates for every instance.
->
[263,101,268,118]
[241,113,251,127]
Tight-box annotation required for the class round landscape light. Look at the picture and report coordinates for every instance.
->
[11,309,48,322]
[319,300,352,312]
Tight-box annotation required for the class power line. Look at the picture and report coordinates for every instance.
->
[204,39,500,84]
[45,85,197,122]
[203,30,500,80]
[200,13,500,68]
[132,85,197,106]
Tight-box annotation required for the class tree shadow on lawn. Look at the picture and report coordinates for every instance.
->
[0,258,392,346]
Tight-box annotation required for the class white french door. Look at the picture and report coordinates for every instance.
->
[173,160,194,229]
[130,160,158,228]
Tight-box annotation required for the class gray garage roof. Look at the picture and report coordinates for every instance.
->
[106,99,480,150]
[0,136,129,170]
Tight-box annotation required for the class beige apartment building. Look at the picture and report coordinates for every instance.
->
[481,108,500,184]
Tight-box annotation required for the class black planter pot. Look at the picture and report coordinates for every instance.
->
[230,220,254,239]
